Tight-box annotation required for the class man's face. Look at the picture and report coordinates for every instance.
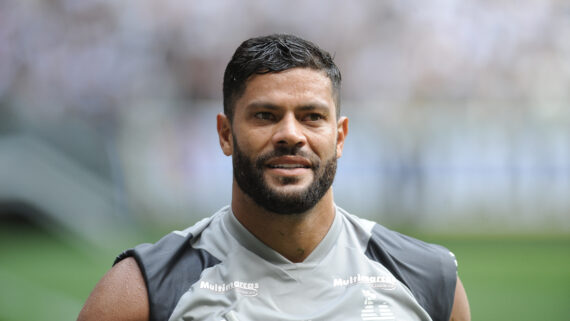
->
[220,68,348,214]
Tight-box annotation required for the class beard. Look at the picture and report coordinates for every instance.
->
[232,137,337,215]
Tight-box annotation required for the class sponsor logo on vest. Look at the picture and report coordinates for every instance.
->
[333,274,397,290]
[200,280,259,297]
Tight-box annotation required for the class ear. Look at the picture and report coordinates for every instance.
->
[335,116,349,158]
[217,113,233,156]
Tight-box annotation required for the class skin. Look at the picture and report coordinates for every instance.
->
[451,277,471,321]
[77,67,470,321]
[217,68,348,262]
[77,257,148,321]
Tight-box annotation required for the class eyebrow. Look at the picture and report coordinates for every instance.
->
[246,101,331,114]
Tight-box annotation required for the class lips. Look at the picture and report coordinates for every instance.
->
[268,164,309,169]
[265,156,312,169]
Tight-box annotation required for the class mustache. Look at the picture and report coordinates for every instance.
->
[255,146,319,169]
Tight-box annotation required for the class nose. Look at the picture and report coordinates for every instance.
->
[272,113,306,148]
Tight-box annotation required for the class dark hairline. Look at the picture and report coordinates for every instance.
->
[223,34,341,122]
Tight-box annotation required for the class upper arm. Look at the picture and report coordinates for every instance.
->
[77,257,149,321]
[449,276,471,321]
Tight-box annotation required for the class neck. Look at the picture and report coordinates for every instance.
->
[231,181,336,262]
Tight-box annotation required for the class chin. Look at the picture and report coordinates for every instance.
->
[268,179,312,193]
[272,187,310,198]
[266,172,313,186]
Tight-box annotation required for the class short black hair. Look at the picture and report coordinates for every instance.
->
[223,34,341,121]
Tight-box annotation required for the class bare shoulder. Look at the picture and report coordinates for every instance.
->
[449,276,471,321]
[77,257,149,321]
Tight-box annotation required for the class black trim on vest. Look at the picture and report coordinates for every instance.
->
[115,232,221,321]
[364,224,457,321]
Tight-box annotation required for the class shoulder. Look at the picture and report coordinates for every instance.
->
[113,210,228,321]
[338,207,457,321]
[79,207,230,321]
[120,222,223,284]
[77,257,148,321]
[366,222,456,266]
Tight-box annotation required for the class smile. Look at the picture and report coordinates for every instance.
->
[267,164,310,169]
[265,156,313,170]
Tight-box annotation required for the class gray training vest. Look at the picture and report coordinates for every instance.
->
[115,206,457,321]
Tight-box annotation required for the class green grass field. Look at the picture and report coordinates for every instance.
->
[1,224,569,321]
[420,234,570,321]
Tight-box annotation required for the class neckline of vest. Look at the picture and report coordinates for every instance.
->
[222,206,342,268]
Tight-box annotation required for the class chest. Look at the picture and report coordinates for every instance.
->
[168,246,432,321]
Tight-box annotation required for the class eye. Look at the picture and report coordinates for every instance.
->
[254,112,275,121]
[304,113,325,122]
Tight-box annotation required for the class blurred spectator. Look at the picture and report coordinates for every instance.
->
[1,0,568,235]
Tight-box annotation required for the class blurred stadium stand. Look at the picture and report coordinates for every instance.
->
[0,123,131,246]
[1,0,569,244]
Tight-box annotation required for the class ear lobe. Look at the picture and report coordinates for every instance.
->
[217,113,233,156]
[336,116,349,158]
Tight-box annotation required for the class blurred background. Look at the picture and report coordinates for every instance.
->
[0,0,569,320]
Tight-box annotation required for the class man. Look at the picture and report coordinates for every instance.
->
[78,34,470,321]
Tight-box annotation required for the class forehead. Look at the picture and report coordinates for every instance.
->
[236,68,334,111]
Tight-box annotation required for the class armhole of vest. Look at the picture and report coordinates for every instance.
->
[365,224,457,321]
[113,233,222,321]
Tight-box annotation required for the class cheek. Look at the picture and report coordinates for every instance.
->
[234,127,273,154]
[308,132,338,157]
